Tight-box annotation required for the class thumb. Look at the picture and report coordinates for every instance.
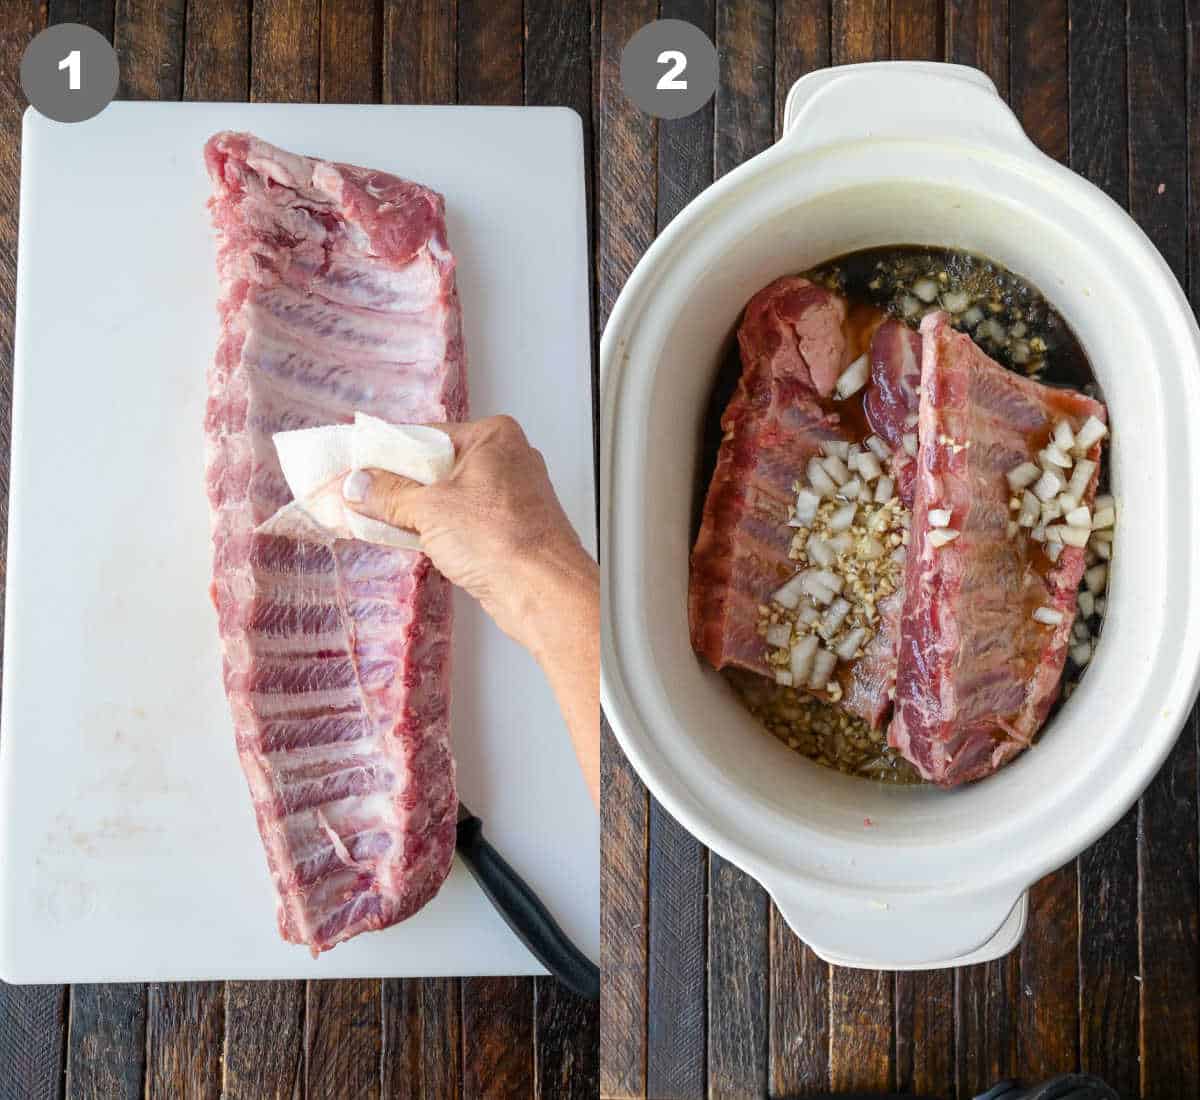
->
[341,468,428,532]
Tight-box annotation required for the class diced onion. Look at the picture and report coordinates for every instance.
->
[1039,444,1072,469]
[809,569,844,593]
[827,533,853,555]
[1044,524,1065,543]
[1053,420,1076,452]
[1085,564,1108,594]
[1007,519,1019,538]
[807,458,838,497]
[1060,525,1090,548]
[962,305,984,327]
[772,574,806,609]
[875,476,895,503]
[859,536,886,560]
[821,597,851,636]
[821,440,850,460]
[1033,469,1064,501]
[857,452,883,482]
[1073,416,1108,453]
[807,535,835,568]
[1095,597,1106,615]
[1070,641,1092,666]
[891,546,907,565]
[900,294,921,318]
[913,277,939,303]
[765,623,792,648]
[1077,590,1095,618]
[1094,493,1114,512]
[928,508,952,528]
[1067,459,1096,498]
[839,477,864,501]
[774,670,794,686]
[798,604,820,625]
[1065,505,1092,528]
[928,529,960,548]
[808,648,838,690]
[865,435,892,460]
[830,503,858,531]
[1046,541,1065,563]
[836,627,868,662]
[1033,606,1064,626]
[902,433,918,457]
[1073,619,1090,643]
[1092,505,1115,530]
[790,634,819,684]
[835,353,871,399]
[941,288,970,312]
[821,455,850,486]
[1007,462,1041,491]
[1090,536,1112,561]
[1040,498,1062,523]
[1031,525,1047,542]
[795,488,820,524]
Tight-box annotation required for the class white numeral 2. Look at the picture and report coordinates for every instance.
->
[58,49,81,91]
[656,50,688,91]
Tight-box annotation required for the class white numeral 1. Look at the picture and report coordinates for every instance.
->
[656,50,688,91]
[58,49,81,91]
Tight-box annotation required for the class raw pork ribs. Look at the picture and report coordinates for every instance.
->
[204,132,466,953]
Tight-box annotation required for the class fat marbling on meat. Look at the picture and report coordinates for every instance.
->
[204,131,466,953]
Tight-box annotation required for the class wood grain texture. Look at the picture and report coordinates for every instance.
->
[0,983,67,1100]
[461,977,534,1099]
[535,978,600,1100]
[457,0,522,105]
[1189,0,1200,317]
[714,0,775,179]
[596,4,655,1096]
[184,0,250,100]
[144,984,223,1100]
[829,970,892,1093]
[1009,0,1067,162]
[383,0,457,104]
[381,979,461,1100]
[223,981,304,1100]
[250,0,320,102]
[944,0,1008,96]
[774,0,830,140]
[114,0,186,99]
[305,980,382,1100]
[955,953,1019,1097]
[832,0,888,62]
[47,0,114,36]
[66,985,146,1100]
[895,968,954,1097]
[769,907,829,1096]
[890,0,940,60]
[321,0,381,103]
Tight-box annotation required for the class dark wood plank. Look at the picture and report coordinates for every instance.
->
[66,985,146,1100]
[707,857,769,1100]
[1067,5,1138,1095]
[955,954,1019,1098]
[714,0,775,180]
[769,906,829,1096]
[305,980,382,1100]
[144,984,223,1100]
[321,0,381,103]
[773,0,830,140]
[1008,0,1067,163]
[944,0,1008,97]
[596,7,656,1098]
[831,0,888,62]
[890,0,940,60]
[534,979,600,1100]
[829,970,892,1092]
[461,977,534,1099]
[383,0,456,104]
[223,982,304,1100]
[381,979,461,1100]
[113,0,186,100]
[0,984,67,1100]
[184,0,250,100]
[47,0,114,36]
[895,969,953,1097]
[457,0,522,106]
[250,0,320,103]
[1189,0,1200,319]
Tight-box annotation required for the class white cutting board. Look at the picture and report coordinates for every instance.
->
[0,103,597,982]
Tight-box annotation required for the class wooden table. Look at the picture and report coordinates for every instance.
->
[0,2,597,1097]
[599,2,1200,1098]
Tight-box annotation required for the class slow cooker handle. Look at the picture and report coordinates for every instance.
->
[780,61,1036,158]
[767,879,1028,969]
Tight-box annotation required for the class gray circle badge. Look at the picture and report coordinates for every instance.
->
[621,19,717,120]
[20,23,119,124]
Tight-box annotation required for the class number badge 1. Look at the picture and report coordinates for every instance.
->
[20,23,118,124]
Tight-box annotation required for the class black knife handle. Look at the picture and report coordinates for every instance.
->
[456,814,599,1001]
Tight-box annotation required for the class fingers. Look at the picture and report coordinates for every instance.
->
[342,468,427,531]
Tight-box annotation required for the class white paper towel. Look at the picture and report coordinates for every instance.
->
[257,413,455,550]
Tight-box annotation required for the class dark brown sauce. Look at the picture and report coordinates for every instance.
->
[700,246,1109,783]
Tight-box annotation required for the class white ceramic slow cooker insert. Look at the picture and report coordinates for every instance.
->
[600,62,1200,968]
